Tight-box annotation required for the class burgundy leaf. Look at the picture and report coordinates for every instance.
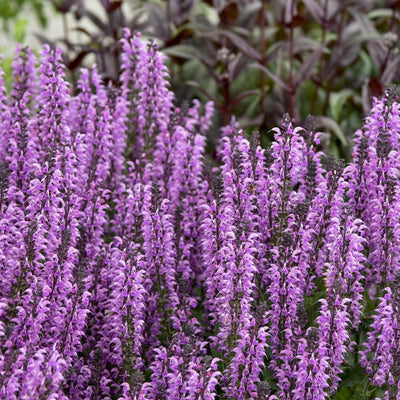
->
[284,0,296,25]
[72,27,92,37]
[250,63,291,92]
[164,26,194,47]
[108,1,123,13]
[67,51,90,71]
[349,7,386,67]
[302,0,324,23]
[169,0,195,26]
[228,90,259,111]
[381,56,400,85]
[220,2,239,23]
[83,10,110,35]
[186,80,220,107]
[293,45,324,87]
[217,29,261,61]
[227,53,243,82]
[368,77,384,98]
[362,79,372,113]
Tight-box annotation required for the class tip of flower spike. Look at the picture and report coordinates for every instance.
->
[304,114,315,132]
[281,112,292,130]
[123,28,131,38]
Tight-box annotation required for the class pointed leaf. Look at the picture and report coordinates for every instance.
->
[369,8,397,20]
[292,37,325,54]
[302,0,324,23]
[362,79,372,113]
[186,80,220,107]
[220,2,239,23]
[67,51,90,71]
[13,18,28,43]
[73,27,92,37]
[83,10,109,34]
[217,29,261,61]
[329,89,354,121]
[162,44,200,60]
[165,24,194,47]
[227,53,243,81]
[381,56,400,84]
[250,63,291,92]
[350,8,386,66]
[284,0,296,25]
[315,116,348,146]
[228,90,259,111]
[293,45,324,87]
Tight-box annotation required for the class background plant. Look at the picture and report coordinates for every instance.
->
[38,0,400,158]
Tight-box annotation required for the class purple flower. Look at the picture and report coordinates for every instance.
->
[360,283,400,394]
[292,328,330,400]
[317,295,349,392]
[346,91,400,286]
[120,30,173,161]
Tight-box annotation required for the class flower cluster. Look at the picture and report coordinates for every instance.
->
[0,31,400,399]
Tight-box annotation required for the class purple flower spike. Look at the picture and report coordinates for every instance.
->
[361,281,400,396]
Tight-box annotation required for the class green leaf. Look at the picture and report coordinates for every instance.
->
[0,55,13,92]
[352,376,376,400]
[368,8,394,20]
[359,50,374,80]
[32,0,47,27]
[13,18,27,43]
[262,365,280,391]
[335,375,378,399]
[334,387,352,400]
[363,290,377,316]
[162,44,200,60]
[329,89,354,122]
[315,116,348,147]
[341,368,365,388]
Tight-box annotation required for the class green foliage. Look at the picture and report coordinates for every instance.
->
[13,18,28,43]
[0,0,47,31]
[334,351,388,400]
[0,55,13,91]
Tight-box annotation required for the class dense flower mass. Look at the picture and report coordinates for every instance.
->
[0,31,400,400]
